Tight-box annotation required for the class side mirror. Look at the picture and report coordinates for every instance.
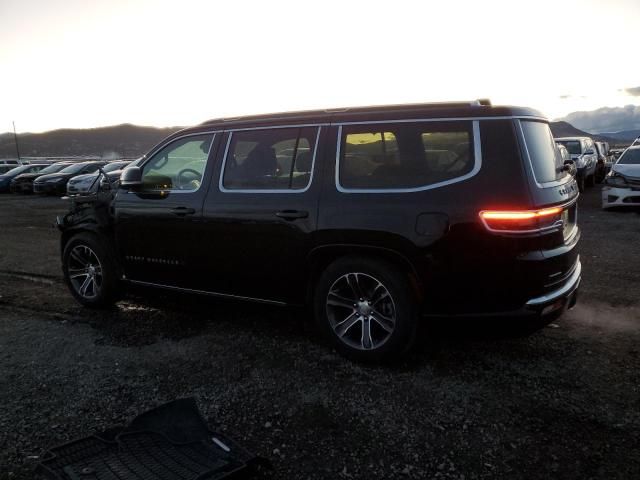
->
[119,166,143,190]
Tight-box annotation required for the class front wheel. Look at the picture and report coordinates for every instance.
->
[586,174,595,187]
[577,174,585,193]
[314,257,419,362]
[62,232,120,308]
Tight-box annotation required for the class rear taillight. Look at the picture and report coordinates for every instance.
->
[479,206,563,234]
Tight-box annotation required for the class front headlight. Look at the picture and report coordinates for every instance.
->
[604,173,628,187]
[44,177,62,183]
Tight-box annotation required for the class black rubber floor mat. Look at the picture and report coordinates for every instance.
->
[37,398,269,480]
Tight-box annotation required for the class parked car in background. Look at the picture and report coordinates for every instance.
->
[66,160,132,195]
[57,101,581,362]
[602,146,640,209]
[10,161,73,193]
[0,159,22,167]
[555,137,598,192]
[594,141,611,183]
[33,161,106,195]
[0,165,17,175]
[0,164,48,192]
[610,148,625,160]
[556,143,570,163]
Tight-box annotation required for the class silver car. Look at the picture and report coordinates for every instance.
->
[66,161,131,195]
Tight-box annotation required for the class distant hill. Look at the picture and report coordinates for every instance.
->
[0,124,182,159]
[596,129,640,142]
[549,121,624,146]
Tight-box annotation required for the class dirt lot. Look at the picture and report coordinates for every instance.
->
[1,189,639,479]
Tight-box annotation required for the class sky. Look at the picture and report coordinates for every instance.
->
[1,0,639,133]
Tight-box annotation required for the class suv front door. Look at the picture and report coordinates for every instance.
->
[113,132,218,288]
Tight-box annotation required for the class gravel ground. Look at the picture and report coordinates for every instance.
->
[0,189,639,480]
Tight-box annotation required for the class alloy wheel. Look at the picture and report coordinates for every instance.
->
[67,245,103,299]
[326,272,396,350]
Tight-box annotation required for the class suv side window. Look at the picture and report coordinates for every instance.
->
[221,127,319,191]
[141,134,213,191]
[338,121,475,190]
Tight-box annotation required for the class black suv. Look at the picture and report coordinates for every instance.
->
[57,101,581,361]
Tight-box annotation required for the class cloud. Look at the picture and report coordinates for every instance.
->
[559,105,640,133]
[558,94,587,100]
[624,86,640,96]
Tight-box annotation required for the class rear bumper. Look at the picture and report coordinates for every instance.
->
[524,258,581,314]
[425,258,582,320]
[602,186,640,208]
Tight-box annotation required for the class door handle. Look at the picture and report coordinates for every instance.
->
[170,206,196,216]
[275,210,309,220]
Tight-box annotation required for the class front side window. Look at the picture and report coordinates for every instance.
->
[221,127,318,191]
[339,121,474,190]
[521,120,565,184]
[141,134,213,191]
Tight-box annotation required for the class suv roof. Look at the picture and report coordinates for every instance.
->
[555,137,591,141]
[199,100,544,130]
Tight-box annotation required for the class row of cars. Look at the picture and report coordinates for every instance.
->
[553,135,640,209]
[0,160,136,195]
[554,136,614,192]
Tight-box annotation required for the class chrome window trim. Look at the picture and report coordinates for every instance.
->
[516,119,573,189]
[224,122,329,132]
[336,115,547,126]
[218,126,321,194]
[137,131,218,195]
[335,120,482,194]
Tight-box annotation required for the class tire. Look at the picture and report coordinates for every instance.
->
[577,174,585,193]
[62,232,120,308]
[586,174,595,187]
[313,256,419,362]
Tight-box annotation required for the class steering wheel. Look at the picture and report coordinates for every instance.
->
[176,168,202,190]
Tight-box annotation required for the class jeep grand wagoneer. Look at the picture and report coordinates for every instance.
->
[58,100,581,361]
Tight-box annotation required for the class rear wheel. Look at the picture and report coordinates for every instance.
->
[62,233,120,308]
[314,256,419,362]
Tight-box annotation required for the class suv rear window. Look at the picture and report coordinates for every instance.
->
[521,120,565,184]
[338,121,474,190]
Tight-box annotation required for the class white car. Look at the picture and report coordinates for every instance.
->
[602,146,640,209]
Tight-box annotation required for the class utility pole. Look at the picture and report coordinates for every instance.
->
[12,121,21,162]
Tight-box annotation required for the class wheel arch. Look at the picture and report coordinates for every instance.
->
[60,223,114,257]
[305,244,423,305]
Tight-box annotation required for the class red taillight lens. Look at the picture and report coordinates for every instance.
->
[479,207,563,233]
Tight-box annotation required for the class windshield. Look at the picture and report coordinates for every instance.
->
[103,162,128,172]
[618,149,640,165]
[38,163,70,175]
[556,140,582,155]
[1,165,31,176]
[59,163,89,174]
[522,121,565,184]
